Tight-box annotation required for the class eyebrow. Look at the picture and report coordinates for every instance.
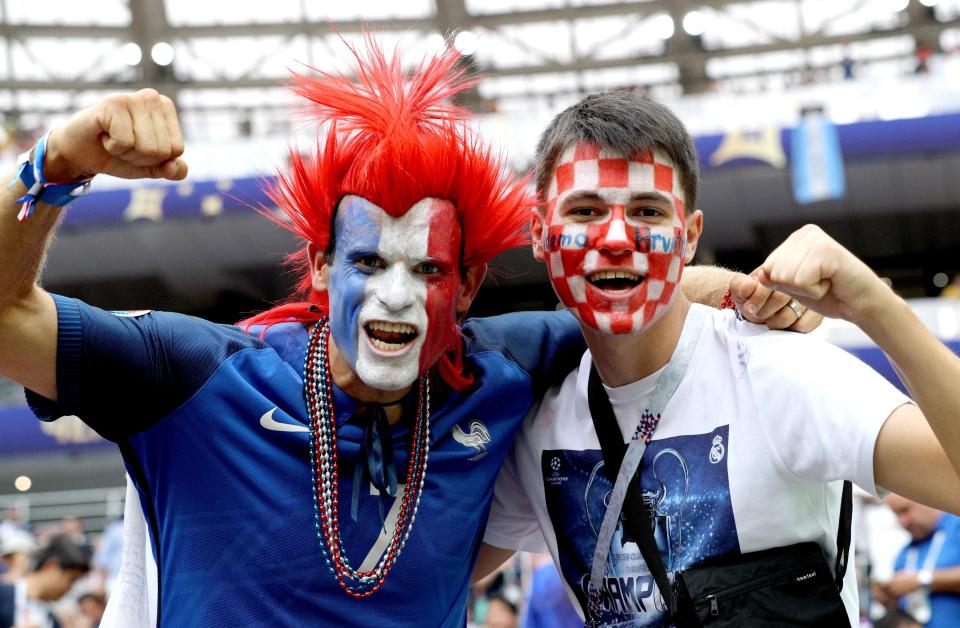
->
[561,190,674,205]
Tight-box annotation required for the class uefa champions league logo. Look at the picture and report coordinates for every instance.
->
[551,457,561,473]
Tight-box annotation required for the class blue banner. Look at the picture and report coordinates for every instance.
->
[790,112,846,204]
[0,402,113,456]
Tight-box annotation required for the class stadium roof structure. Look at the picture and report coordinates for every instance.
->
[2,0,960,138]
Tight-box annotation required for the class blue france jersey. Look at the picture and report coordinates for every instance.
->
[28,295,583,627]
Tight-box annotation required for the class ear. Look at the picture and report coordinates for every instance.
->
[530,208,547,262]
[683,209,703,264]
[456,263,487,315]
[307,244,329,293]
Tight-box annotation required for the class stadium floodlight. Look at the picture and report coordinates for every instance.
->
[122,42,143,66]
[453,30,479,56]
[151,41,176,66]
[651,14,675,40]
[683,10,707,37]
[424,33,447,55]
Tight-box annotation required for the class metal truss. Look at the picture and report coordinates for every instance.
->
[1,0,958,119]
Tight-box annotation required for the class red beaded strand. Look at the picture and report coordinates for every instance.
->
[305,320,430,598]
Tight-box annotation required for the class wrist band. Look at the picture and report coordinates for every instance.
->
[8,132,93,222]
[720,289,737,310]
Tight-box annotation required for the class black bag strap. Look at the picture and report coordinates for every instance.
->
[587,364,854,615]
[835,479,852,591]
[587,365,673,607]
[588,364,675,614]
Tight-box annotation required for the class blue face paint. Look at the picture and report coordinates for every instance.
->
[327,196,381,373]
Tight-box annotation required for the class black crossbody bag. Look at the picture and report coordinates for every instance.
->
[587,364,852,627]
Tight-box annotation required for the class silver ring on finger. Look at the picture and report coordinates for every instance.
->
[787,299,806,320]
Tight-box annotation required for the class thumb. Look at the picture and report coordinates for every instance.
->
[160,158,188,181]
[728,272,757,303]
[755,268,775,288]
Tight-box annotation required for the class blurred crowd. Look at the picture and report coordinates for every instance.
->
[0,509,120,628]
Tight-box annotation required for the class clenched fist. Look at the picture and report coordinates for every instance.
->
[43,88,187,183]
[755,224,890,326]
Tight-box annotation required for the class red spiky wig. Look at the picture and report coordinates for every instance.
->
[242,35,534,389]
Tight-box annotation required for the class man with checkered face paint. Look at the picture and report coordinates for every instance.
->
[480,91,960,627]
[539,141,694,335]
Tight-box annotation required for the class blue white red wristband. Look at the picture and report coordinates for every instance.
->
[8,132,93,222]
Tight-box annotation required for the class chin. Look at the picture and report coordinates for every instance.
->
[355,354,420,392]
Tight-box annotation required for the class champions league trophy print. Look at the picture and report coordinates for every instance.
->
[583,449,691,617]
[643,448,690,575]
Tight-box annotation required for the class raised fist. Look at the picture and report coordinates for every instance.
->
[43,88,187,182]
[755,224,891,325]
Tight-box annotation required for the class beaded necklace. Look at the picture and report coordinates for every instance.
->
[305,319,430,598]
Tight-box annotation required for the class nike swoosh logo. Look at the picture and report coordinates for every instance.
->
[259,407,309,433]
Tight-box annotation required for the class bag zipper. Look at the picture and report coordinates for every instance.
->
[707,594,718,616]
[691,555,823,613]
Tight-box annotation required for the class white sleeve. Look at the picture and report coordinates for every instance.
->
[99,474,158,628]
[483,445,548,553]
[746,334,911,498]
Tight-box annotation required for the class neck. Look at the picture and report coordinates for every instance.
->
[582,296,691,388]
[326,334,412,425]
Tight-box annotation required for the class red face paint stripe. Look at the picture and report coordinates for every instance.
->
[420,201,463,374]
[654,163,674,193]
[555,162,575,196]
[598,159,628,188]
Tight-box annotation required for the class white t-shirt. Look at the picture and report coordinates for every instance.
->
[484,305,910,627]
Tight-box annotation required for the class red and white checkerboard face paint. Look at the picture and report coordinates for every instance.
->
[543,142,688,335]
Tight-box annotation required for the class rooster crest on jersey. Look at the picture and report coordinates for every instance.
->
[244,34,533,390]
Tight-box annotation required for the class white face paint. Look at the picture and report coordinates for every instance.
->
[327,195,462,391]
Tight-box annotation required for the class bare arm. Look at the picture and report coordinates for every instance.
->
[758,225,960,513]
[873,566,960,607]
[681,265,735,309]
[0,89,187,399]
[471,543,516,584]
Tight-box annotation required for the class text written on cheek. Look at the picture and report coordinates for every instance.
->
[546,227,685,254]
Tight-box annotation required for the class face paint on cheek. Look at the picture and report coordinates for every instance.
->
[327,198,382,371]
[601,222,686,334]
[544,222,593,323]
[416,200,462,376]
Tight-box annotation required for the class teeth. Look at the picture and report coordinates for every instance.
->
[368,321,417,334]
[589,270,640,281]
[371,337,405,351]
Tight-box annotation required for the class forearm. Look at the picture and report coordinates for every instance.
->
[931,567,960,594]
[681,265,735,307]
[471,543,516,584]
[0,166,64,313]
[859,293,960,475]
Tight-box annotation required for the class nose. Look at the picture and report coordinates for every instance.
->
[375,264,416,311]
[596,205,633,254]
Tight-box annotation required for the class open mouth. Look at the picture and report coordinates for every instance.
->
[364,321,419,352]
[586,270,643,293]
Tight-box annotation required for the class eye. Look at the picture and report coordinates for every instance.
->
[356,255,386,271]
[630,206,666,219]
[568,206,602,219]
[416,262,440,275]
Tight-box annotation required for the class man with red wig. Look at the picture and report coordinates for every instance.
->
[0,39,799,626]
